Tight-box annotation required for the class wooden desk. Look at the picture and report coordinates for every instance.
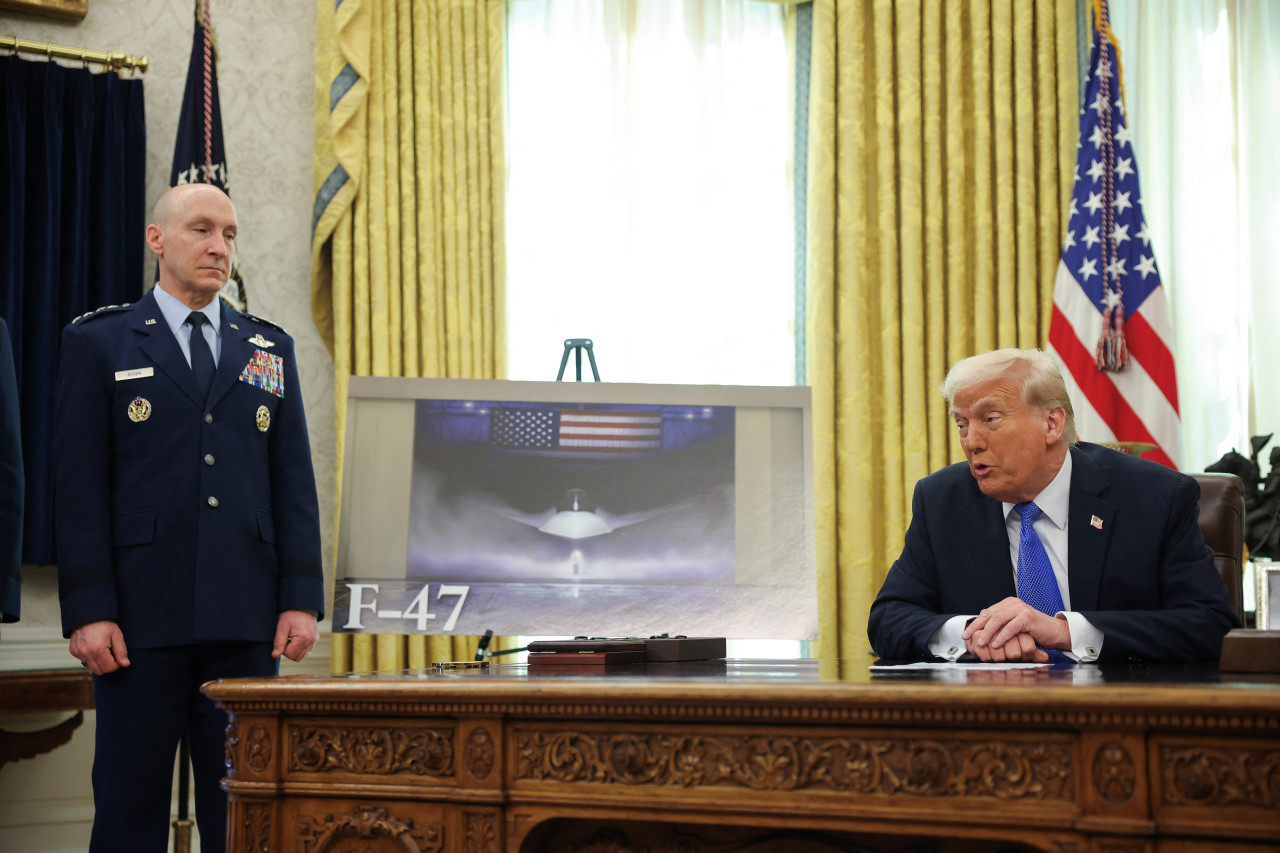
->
[204,661,1280,853]
[0,668,93,767]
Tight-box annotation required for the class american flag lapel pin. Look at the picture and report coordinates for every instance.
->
[1091,515,1104,530]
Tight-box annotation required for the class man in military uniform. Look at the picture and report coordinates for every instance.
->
[55,183,324,853]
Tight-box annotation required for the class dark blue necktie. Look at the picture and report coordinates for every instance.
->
[1015,501,1069,661]
[187,311,215,403]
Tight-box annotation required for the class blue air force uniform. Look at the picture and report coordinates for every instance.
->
[54,287,324,852]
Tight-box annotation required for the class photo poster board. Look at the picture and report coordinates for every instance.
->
[332,377,817,640]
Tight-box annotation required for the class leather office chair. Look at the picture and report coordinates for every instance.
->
[1192,472,1246,624]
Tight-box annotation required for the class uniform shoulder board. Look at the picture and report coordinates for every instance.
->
[237,310,287,335]
[71,303,133,325]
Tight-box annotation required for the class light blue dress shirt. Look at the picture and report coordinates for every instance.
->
[151,284,221,368]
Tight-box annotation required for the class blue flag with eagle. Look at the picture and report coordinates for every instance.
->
[168,0,246,310]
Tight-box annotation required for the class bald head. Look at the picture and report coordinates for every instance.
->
[152,183,236,228]
[146,183,238,310]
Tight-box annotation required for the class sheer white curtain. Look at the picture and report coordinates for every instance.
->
[504,0,793,385]
[1110,1,1280,471]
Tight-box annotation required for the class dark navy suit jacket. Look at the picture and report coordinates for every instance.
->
[0,317,21,622]
[54,289,324,648]
[867,442,1239,662]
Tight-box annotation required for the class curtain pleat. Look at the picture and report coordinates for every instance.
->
[313,0,507,673]
[0,56,146,567]
[806,0,1078,659]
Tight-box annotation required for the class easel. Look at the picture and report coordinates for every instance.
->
[556,338,600,382]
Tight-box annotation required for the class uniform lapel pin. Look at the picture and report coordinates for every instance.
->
[1091,515,1104,530]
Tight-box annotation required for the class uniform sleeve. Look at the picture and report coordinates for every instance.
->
[266,335,325,618]
[0,319,23,622]
[54,323,120,636]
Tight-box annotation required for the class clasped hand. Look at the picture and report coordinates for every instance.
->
[960,597,1071,663]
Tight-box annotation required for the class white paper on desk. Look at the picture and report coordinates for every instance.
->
[869,661,1049,671]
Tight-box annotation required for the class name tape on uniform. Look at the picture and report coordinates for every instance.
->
[115,367,155,382]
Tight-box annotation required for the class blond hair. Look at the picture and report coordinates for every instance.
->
[941,348,1077,443]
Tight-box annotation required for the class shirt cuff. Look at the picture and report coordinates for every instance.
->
[1060,611,1102,662]
[927,615,974,661]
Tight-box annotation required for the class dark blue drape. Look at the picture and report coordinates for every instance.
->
[0,55,146,565]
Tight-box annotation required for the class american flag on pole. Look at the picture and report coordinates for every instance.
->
[489,407,662,454]
[168,0,247,311]
[1047,0,1180,469]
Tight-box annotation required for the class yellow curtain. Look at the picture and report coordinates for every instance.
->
[806,0,1079,659]
[312,0,508,673]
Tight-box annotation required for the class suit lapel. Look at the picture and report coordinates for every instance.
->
[967,480,1018,603]
[132,290,206,409]
[1067,445,1114,611]
[208,301,249,409]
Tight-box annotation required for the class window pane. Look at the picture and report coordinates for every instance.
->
[505,0,794,386]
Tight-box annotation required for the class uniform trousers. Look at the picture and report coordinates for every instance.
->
[89,641,277,853]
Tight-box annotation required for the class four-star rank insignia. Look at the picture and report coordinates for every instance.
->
[247,333,275,348]
[256,405,271,432]
[127,397,152,423]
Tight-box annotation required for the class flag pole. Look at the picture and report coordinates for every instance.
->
[171,725,192,853]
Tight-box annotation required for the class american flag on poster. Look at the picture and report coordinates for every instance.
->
[1047,4,1180,470]
[489,408,662,453]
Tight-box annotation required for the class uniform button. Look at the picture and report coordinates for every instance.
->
[204,454,215,466]
[207,496,219,508]
[204,413,213,424]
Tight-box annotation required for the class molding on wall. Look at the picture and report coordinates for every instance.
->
[0,625,75,672]
[0,799,94,830]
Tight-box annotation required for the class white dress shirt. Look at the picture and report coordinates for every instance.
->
[929,451,1103,662]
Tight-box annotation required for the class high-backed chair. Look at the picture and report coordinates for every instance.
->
[1192,472,1246,624]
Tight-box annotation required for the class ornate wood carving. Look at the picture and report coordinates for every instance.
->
[466,726,495,780]
[291,725,454,776]
[226,721,239,774]
[463,810,498,853]
[1092,741,1137,806]
[1162,745,1280,808]
[243,802,271,853]
[246,724,273,774]
[516,731,1073,801]
[297,804,441,853]
[208,665,1280,850]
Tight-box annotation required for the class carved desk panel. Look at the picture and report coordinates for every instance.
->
[204,661,1280,853]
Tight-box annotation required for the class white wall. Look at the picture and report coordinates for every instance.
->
[0,2,333,849]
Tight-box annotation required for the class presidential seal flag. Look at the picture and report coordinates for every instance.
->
[168,0,247,311]
[1047,0,1180,470]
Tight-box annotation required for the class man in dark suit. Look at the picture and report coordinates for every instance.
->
[55,183,324,852]
[867,348,1238,664]
[0,316,21,626]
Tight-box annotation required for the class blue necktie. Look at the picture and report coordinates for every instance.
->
[187,311,215,403]
[1015,501,1068,661]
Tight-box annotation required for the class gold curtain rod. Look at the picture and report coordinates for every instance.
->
[0,35,148,73]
